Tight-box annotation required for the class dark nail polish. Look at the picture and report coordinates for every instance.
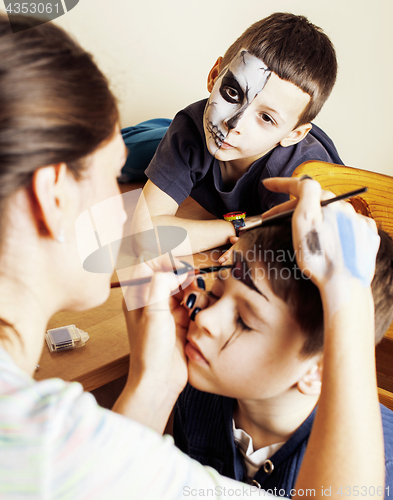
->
[196,277,205,290]
[190,307,201,321]
[186,293,196,309]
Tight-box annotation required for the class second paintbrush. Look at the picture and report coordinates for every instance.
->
[238,187,368,233]
[111,264,232,288]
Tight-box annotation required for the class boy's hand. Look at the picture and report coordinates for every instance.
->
[218,236,239,264]
[263,177,380,292]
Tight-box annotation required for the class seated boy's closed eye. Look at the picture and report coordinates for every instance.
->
[184,225,322,405]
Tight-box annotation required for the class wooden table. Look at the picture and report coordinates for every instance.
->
[35,287,128,392]
[376,336,393,393]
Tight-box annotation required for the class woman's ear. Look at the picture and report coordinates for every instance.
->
[297,357,323,396]
[207,57,223,93]
[280,123,312,148]
[30,163,68,239]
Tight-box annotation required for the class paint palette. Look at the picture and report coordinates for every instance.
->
[45,324,89,353]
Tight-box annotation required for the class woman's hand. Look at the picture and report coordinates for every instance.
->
[263,177,380,292]
[264,179,384,498]
[113,255,193,433]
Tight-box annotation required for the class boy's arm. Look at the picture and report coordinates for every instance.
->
[130,180,236,256]
[265,177,384,498]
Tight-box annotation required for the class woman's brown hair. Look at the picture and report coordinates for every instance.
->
[0,15,119,238]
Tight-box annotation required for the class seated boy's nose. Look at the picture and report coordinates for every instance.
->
[225,110,244,131]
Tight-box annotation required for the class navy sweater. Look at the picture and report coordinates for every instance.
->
[174,384,393,498]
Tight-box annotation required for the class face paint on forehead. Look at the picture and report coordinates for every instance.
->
[203,50,271,155]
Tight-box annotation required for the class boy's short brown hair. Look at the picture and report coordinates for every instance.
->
[221,12,337,127]
[239,223,393,357]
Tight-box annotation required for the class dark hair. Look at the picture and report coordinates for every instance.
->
[221,13,337,127]
[372,229,393,342]
[0,15,119,243]
[240,224,393,356]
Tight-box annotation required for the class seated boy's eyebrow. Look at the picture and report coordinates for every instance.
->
[232,257,269,302]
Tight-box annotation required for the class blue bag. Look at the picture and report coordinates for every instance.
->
[119,118,172,182]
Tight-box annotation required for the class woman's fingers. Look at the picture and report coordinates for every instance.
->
[289,178,380,288]
[293,178,323,230]
[262,177,336,220]
[356,212,378,233]
[122,254,193,311]
[290,178,344,286]
[263,176,304,197]
[321,190,336,202]
[183,290,209,316]
[144,271,189,313]
[262,198,298,219]
[182,276,210,320]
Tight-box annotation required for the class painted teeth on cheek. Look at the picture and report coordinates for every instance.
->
[204,102,226,148]
[206,121,225,146]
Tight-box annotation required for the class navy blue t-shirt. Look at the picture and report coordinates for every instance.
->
[146,99,343,218]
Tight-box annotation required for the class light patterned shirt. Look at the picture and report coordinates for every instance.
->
[0,348,275,499]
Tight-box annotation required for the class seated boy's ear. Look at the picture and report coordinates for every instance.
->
[280,123,312,148]
[297,359,323,396]
[207,57,223,93]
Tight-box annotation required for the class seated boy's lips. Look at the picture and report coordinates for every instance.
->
[185,338,209,365]
[220,140,234,149]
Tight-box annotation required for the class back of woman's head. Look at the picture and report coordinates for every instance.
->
[0,15,118,230]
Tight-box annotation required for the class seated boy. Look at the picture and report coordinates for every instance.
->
[174,180,393,496]
[130,13,343,257]
[121,177,387,495]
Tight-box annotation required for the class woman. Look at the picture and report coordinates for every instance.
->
[0,14,384,499]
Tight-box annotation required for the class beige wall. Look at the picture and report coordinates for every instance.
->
[2,0,393,175]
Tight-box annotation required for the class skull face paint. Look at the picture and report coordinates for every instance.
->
[203,50,271,156]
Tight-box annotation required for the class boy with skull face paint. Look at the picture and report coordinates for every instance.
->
[130,13,343,258]
[203,50,271,154]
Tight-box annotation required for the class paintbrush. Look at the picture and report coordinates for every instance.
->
[238,187,368,233]
[111,264,232,288]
